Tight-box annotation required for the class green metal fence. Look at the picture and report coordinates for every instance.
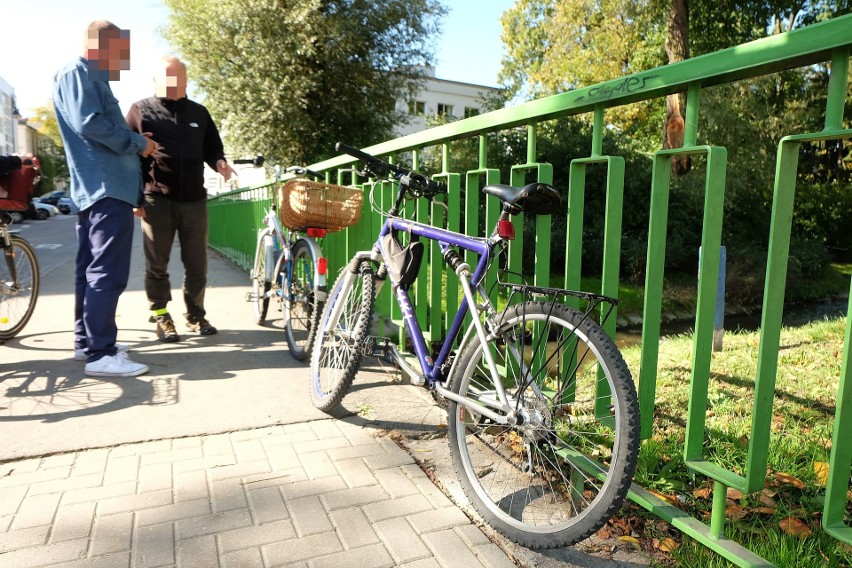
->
[209,14,852,566]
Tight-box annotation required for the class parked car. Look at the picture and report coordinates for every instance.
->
[31,198,61,220]
[38,190,66,207]
[57,196,78,214]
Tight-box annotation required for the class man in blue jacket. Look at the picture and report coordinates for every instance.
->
[53,20,157,377]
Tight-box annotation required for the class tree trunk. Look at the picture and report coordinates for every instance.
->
[664,0,690,176]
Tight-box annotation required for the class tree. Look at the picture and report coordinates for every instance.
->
[498,0,667,133]
[27,104,68,192]
[162,0,446,165]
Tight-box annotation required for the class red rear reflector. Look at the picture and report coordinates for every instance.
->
[317,257,328,275]
[497,220,515,240]
[306,228,327,238]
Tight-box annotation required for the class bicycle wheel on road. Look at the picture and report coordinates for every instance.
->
[309,261,375,412]
[283,239,322,361]
[250,230,272,325]
[1,235,40,340]
[446,301,639,548]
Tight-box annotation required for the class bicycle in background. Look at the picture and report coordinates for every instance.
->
[310,143,640,547]
[0,212,39,341]
[245,158,362,360]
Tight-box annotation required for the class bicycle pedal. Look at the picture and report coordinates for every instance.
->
[362,336,392,358]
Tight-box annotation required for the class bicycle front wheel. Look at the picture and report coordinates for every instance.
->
[1,235,40,340]
[309,261,375,412]
[283,239,322,361]
[446,302,639,548]
[250,230,271,325]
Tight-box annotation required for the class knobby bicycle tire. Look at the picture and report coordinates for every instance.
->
[250,229,272,325]
[284,239,322,361]
[309,261,375,412]
[1,235,40,340]
[446,302,639,548]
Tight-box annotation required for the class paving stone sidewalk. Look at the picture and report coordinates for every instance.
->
[0,419,515,568]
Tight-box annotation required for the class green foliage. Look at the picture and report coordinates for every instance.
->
[495,1,851,301]
[162,0,446,165]
[27,104,68,192]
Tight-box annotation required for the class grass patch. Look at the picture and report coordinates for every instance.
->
[617,316,851,567]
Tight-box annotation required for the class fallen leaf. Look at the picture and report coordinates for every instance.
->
[596,526,613,540]
[757,491,776,507]
[648,488,678,506]
[727,487,744,500]
[779,516,811,538]
[774,472,806,489]
[813,462,829,486]
[726,504,748,520]
[693,486,712,499]
[658,537,679,552]
[750,506,775,515]
[618,535,640,545]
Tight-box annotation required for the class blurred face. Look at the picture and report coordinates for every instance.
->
[87,28,130,81]
[155,59,187,100]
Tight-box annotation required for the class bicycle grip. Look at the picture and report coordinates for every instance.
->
[335,142,376,164]
[232,155,265,167]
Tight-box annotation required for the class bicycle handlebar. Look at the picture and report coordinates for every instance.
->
[335,142,447,198]
[286,165,324,181]
[232,155,265,167]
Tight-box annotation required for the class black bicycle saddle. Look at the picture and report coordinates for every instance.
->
[482,183,562,215]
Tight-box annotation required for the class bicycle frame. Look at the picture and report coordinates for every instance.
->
[330,212,518,425]
[1,223,19,292]
[258,196,326,301]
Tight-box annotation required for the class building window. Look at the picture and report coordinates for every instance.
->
[437,103,454,117]
[408,100,425,116]
[464,107,480,118]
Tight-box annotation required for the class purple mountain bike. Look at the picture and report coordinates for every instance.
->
[309,143,640,548]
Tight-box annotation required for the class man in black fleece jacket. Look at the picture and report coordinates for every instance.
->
[126,56,235,342]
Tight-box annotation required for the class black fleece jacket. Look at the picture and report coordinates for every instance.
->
[126,97,226,202]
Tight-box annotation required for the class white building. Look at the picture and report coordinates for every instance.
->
[395,66,501,136]
[0,76,18,155]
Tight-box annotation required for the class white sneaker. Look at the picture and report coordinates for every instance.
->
[74,343,130,361]
[84,352,149,378]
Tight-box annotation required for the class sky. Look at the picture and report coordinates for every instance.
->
[0,0,515,118]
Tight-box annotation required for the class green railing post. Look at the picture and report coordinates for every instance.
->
[823,277,852,545]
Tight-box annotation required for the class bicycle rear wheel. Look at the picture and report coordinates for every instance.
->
[1,235,40,340]
[309,261,375,412]
[250,230,272,325]
[446,302,639,548]
[283,239,322,361]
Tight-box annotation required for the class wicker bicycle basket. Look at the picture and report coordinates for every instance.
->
[278,179,363,232]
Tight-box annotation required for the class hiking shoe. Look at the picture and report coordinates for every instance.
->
[155,314,180,342]
[85,352,149,377]
[74,343,130,362]
[186,318,217,335]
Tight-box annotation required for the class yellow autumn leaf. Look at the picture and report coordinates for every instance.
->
[658,537,680,552]
[813,462,829,486]
[618,535,640,544]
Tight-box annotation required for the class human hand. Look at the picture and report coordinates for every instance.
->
[140,133,158,158]
[216,159,237,182]
[133,207,146,219]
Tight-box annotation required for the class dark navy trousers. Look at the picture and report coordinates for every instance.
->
[74,197,134,362]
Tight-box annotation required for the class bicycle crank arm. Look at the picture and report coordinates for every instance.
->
[386,344,426,387]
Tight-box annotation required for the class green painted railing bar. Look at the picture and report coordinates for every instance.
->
[205,15,852,565]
